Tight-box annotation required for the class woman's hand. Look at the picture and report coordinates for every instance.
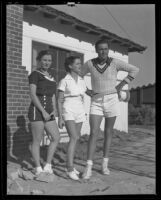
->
[58,117,65,129]
[50,110,56,118]
[42,110,51,121]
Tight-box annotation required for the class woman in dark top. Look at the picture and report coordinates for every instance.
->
[28,50,60,175]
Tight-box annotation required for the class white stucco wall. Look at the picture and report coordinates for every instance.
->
[22,22,129,138]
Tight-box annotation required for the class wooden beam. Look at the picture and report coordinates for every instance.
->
[110,39,122,44]
[100,35,115,41]
[120,42,131,47]
[128,47,136,52]
[86,30,101,36]
[43,12,58,19]
[60,19,75,25]
[24,5,39,12]
[122,44,130,47]
[74,25,89,32]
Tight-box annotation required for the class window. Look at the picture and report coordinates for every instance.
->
[32,41,84,83]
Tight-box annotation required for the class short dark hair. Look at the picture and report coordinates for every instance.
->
[95,38,110,51]
[36,50,53,61]
[64,56,80,73]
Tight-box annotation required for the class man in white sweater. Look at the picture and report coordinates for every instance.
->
[81,38,139,179]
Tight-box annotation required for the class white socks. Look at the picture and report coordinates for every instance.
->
[102,158,110,175]
[83,158,110,178]
[103,157,109,164]
[44,163,51,168]
[102,158,109,168]
[87,160,93,166]
[86,158,108,166]
[35,166,43,175]
[43,163,53,174]
[83,160,93,179]
[36,166,43,171]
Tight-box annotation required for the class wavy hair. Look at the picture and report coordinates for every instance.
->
[95,38,110,51]
[36,50,53,61]
[64,56,80,73]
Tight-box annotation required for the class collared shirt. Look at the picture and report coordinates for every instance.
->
[81,57,139,95]
[28,70,57,97]
[57,73,87,97]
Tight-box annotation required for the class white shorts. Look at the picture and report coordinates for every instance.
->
[90,93,120,118]
[62,98,86,123]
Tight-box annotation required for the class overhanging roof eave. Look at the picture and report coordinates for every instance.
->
[24,5,147,53]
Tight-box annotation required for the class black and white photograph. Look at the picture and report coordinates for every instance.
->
[4,2,156,197]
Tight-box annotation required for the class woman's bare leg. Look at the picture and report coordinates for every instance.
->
[31,121,44,167]
[44,120,60,164]
[65,121,82,171]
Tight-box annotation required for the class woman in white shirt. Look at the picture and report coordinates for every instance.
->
[57,56,89,180]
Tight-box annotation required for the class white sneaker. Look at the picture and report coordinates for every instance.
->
[43,164,53,174]
[74,168,80,175]
[82,165,92,179]
[65,168,80,175]
[102,162,110,175]
[35,166,44,176]
[67,170,79,180]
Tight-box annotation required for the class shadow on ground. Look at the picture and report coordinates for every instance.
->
[7,115,33,170]
[7,126,155,179]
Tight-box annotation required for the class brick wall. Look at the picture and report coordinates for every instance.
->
[7,5,32,160]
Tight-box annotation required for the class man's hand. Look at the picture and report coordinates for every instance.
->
[118,90,130,102]
[86,89,94,97]
[116,80,127,101]
[115,84,123,93]
[116,80,127,95]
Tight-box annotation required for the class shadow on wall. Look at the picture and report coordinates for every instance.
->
[7,115,33,169]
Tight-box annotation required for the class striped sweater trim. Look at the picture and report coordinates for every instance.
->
[91,57,113,74]
[127,75,134,80]
[124,75,134,84]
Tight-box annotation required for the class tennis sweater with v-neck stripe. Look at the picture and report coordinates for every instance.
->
[81,57,139,95]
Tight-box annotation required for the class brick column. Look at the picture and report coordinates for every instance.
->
[7,5,32,159]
